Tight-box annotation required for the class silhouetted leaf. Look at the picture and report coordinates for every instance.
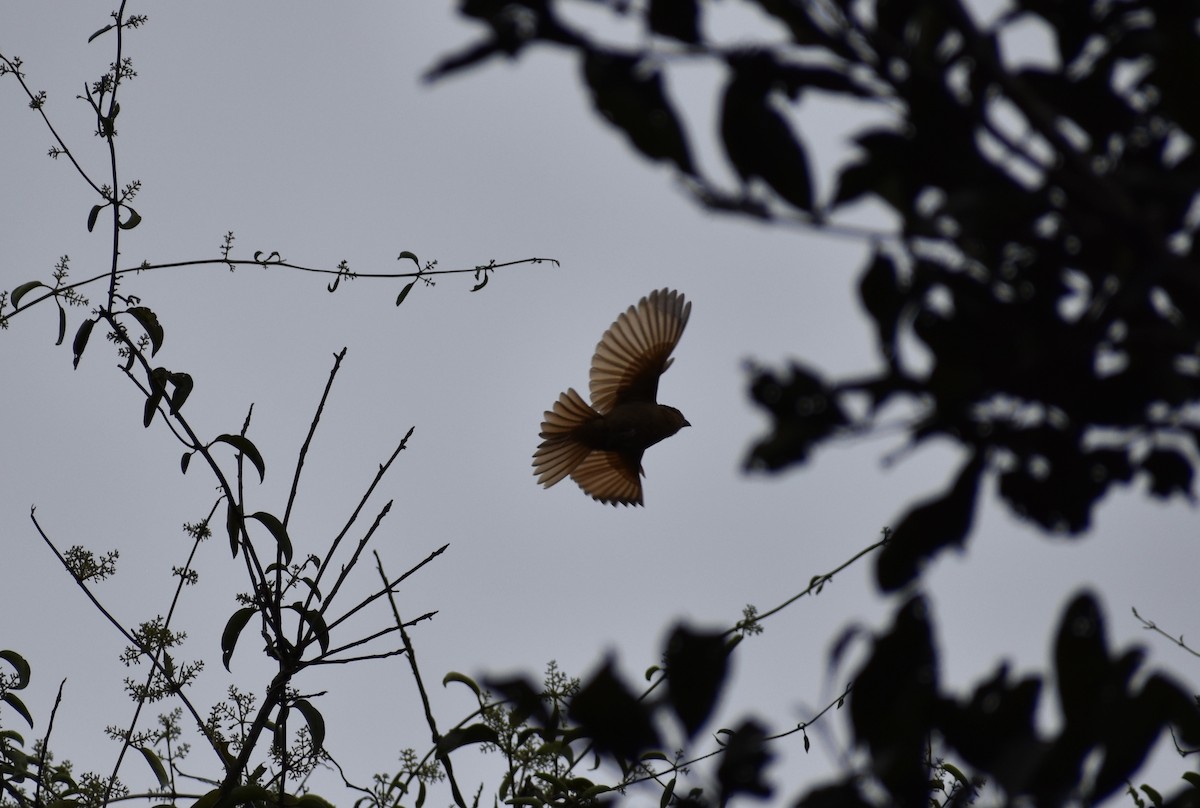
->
[10,281,44,309]
[213,433,266,482]
[664,624,730,737]
[877,451,985,591]
[745,362,848,471]
[247,511,293,565]
[118,206,141,230]
[167,371,193,415]
[437,723,500,753]
[443,671,483,699]
[485,675,552,727]
[226,500,241,557]
[935,664,1043,794]
[568,658,660,762]
[2,693,32,728]
[850,597,937,807]
[290,604,330,656]
[221,607,256,671]
[583,49,695,175]
[86,204,103,232]
[88,24,114,42]
[137,746,169,789]
[716,720,773,801]
[294,698,326,752]
[143,386,163,428]
[0,650,31,688]
[721,56,813,212]
[127,306,163,356]
[71,318,95,369]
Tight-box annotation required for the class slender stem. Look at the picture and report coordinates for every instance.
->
[377,552,468,808]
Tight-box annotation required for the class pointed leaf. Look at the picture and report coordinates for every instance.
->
[396,279,417,307]
[143,389,163,428]
[221,607,257,671]
[118,206,141,230]
[484,675,552,727]
[226,500,241,558]
[247,511,293,565]
[88,24,115,42]
[437,723,500,753]
[301,576,322,601]
[716,721,773,801]
[443,671,483,698]
[568,658,661,761]
[191,788,222,808]
[289,604,330,656]
[294,698,326,752]
[213,434,266,482]
[397,250,420,268]
[2,693,33,728]
[137,746,169,789]
[660,777,677,808]
[180,452,192,474]
[665,624,730,737]
[583,49,695,175]
[0,650,31,688]
[127,306,163,355]
[850,597,937,806]
[470,272,489,292]
[167,372,193,415]
[56,305,67,347]
[10,281,44,309]
[721,63,813,211]
[87,204,103,232]
[876,452,985,591]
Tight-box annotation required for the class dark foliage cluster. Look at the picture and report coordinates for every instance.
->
[434,2,1200,806]
[434,0,1200,588]
[479,595,1200,808]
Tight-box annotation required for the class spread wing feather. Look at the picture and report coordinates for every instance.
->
[589,288,690,413]
[570,450,644,506]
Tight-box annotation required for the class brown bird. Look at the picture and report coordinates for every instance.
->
[533,288,691,506]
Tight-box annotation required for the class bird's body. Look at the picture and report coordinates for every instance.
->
[533,289,691,506]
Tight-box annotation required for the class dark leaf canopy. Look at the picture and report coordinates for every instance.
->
[436,0,1200,576]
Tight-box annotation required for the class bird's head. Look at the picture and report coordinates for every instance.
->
[662,405,690,434]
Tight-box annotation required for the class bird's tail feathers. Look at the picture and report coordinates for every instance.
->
[533,389,600,487]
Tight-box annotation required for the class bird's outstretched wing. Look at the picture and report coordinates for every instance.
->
[589,288,690,413]
[570,450,644,506]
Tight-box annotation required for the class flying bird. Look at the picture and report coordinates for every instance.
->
[533,288,691,506]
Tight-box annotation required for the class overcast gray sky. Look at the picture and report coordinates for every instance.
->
[2,4,1198,804]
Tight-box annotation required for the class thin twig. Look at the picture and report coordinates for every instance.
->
[1132,607,1200,659]
[376,552,468,808]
